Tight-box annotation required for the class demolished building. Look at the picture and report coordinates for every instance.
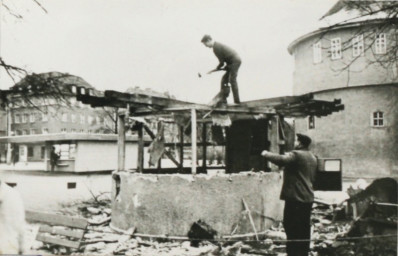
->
[72,87,344,238]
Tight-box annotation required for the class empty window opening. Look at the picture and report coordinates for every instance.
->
[67,182,77,189]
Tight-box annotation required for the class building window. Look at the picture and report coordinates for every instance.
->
[308,116,315,129]
[352,35,364,57]
[62,113,68,122]
[88,116,94,125]
[23,130,29,135]
[67,182,77,189]
[42,128,49,134]
[80,129,85,133]
[71,85,77,94]
[28,146,34,157]
[42,112,48,122]
[313,42,322,63]
[41,147,46,159]
[16,130,22,135]
[96,116,101,125]
[22,114,28,123]
[80,114,85,124]
[71,114,77,123]
[371,111,384,127]
[35,113,42,122]
[331,38,342,60]
[375,33,386,54]
[30,129,38,135]
[29,113,35,123]
[14,114,21,124]
[61,128,67,133]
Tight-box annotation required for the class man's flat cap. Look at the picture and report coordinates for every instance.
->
[297,133,312,147]
[201,34,212,43]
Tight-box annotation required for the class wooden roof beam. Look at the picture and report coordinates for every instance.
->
[104,90,192,108]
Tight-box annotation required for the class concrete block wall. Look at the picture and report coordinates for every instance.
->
[111,172,284,236]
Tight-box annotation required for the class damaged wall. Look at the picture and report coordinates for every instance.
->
[111,172,284,236]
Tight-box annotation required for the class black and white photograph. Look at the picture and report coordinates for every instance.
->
[0,0,396,255]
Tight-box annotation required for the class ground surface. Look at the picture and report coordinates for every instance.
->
[23,184,396,256]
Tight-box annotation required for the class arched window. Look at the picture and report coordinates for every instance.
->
[371,111,384,127]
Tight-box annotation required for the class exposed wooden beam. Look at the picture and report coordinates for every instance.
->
[104,90,192,107]
[117,114,126,171]
[191,108,197,175]
[143,125,180,167]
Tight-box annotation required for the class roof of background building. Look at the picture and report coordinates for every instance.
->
[12,72,94,90]
[8,71,103,98]
[288,0,396,54]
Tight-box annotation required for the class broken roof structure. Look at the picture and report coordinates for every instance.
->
[76,89,344,118]
[70,87,344,175]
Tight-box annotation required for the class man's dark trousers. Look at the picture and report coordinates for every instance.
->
[283,200,313,256]
[221,61,241,103]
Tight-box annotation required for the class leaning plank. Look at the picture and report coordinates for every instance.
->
[39,225,85,239]
[36,233,81,249]
[26,210,88,229]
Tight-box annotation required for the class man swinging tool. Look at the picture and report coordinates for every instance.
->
[201,35,241,104]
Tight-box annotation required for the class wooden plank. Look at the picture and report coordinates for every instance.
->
[239,93,313,108]
[179,126,184,169]
[143,125,180,167]
[36,233,81,249]
[137,125,144,173]
[191,108,197,175]
[105,90,192,107]
[202,123,207,172]
[39,225,85,239]
[26,211,88,229]
[118,114,126,171]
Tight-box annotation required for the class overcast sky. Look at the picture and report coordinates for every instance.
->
[0,0,336,103]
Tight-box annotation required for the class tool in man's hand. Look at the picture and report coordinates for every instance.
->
[198,68,226,78]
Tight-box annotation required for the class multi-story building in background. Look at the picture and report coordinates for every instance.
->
[0,72,117,163]
[288,1,398,178]
[8,72,116,136]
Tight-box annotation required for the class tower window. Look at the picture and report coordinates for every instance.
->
[331,38,342,60]
[313,42,322,64]
[308,116,315,129]
[371,111,384,127]
[352,35,364,57]
[375,33,386,54]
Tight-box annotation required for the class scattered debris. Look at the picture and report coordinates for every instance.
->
[25,181,397,255]
[188,219,218,247]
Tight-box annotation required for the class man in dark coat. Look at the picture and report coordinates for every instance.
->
[201,35,242,104]
[261,134,317,256]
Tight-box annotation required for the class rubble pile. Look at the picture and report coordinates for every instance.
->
[27,179,397,256]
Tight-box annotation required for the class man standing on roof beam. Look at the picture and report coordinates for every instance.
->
[201,35,242,104]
